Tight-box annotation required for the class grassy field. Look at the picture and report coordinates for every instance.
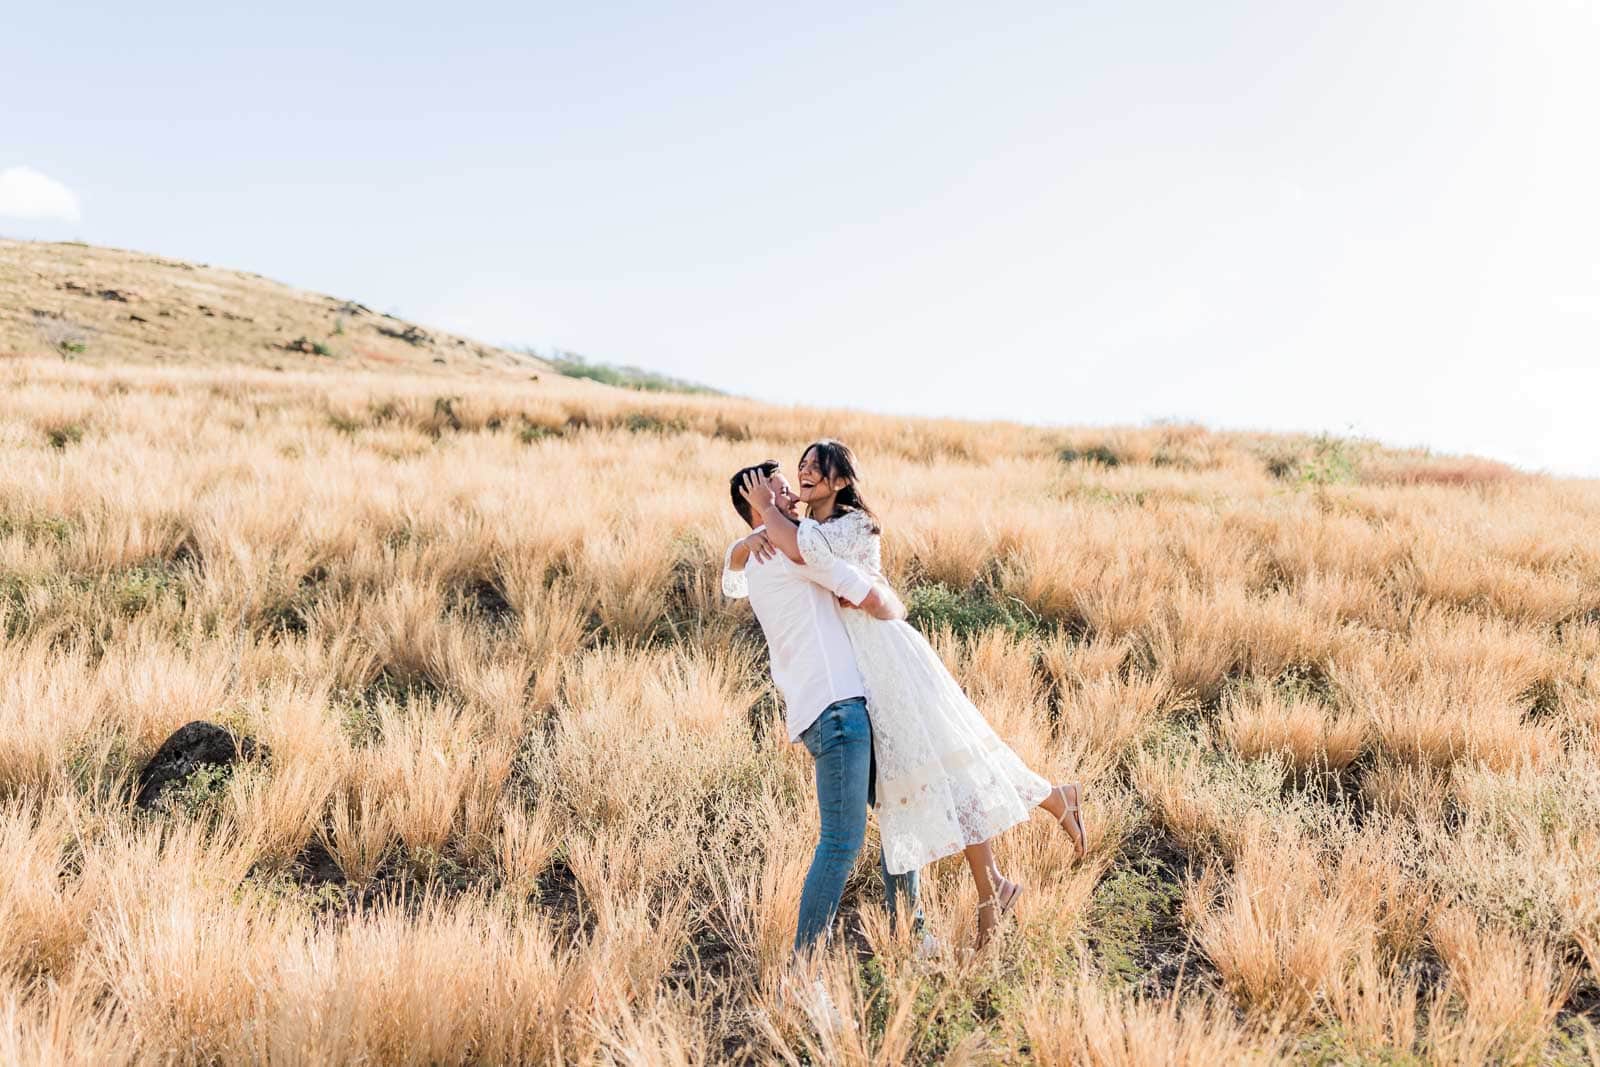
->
[3,346,1600,1064]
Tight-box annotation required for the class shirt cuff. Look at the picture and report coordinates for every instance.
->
[835,571,872,606]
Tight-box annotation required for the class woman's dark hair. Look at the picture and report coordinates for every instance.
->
[729,460,780,525]
[799,439,880,533]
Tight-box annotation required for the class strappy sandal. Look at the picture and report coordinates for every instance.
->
[975,894,1002,948]
[975,873,1024,947]
[1053,782,1088,860]
[992,872,1024,917]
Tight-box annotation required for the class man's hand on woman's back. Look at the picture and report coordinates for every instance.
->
[857,583,906,622]
[738,530,777,565]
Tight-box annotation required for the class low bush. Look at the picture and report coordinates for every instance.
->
[541,350,722,395]
[1059,443,1121,467]
[906,581,1040,638]
[44,421,86,449]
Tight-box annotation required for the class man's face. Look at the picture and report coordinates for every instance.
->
[769,472,801,522]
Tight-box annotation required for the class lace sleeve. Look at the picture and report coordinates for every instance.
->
[796,519,835,565]
[721,540,749,599]
[798,511,881,576]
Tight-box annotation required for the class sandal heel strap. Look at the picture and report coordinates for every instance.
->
[1055,783,1081,814]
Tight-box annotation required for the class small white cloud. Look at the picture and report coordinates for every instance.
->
[0,166,82,223]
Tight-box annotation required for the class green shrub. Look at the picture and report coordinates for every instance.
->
[41,517,77,545]
[0,575,28,637]
[154,763,234,820]
[433,395,462,432]
[906,581,1039,638]
[45,423,85,449]
[65,732,133,801]
[517,418,562,443]
[535,349,722,395]
[1086,858,1184,988]
[1262,435,1357,487]
[1059,444,1121,467]
[1297,435,1356,487]
[622,412,688,435]
[284,336,332,357]
[35,314,90,357]
[113,565,175,616]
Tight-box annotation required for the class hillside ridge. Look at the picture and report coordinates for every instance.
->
[0,239,1547,490]
[0,238,549,378]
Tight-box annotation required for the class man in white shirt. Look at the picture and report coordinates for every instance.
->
[721,460,921,957]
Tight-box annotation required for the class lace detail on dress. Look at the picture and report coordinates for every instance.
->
[721,540,749,599]
[797,511,881,576]
[804,509,1051,875]
[846,613,1051,874]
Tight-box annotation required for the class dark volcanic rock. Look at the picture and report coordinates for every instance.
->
[462,577,513,622]
[377,323,430,346]
[290,836,346,887]
[134,720,259,810]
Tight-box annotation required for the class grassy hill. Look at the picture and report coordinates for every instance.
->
[0,239,550,377]
[2,244,1598,1064]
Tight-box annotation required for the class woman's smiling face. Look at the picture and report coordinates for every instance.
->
[794,446,847,506]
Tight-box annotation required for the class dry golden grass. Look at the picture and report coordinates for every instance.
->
[3,339,1600,1064]
[1220,687,1365,775]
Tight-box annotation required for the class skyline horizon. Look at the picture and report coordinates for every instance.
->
[0,227,1584,481]
[7,1,1597,478]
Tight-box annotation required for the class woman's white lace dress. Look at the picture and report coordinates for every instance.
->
[797,510,1052,875]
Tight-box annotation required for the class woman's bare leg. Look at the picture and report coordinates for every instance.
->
[964,841,1000,947]
[1038,783,1087,857]
[1039,787,1066,821]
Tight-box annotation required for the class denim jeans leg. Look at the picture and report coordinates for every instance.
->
[879,850,922,933]
[793,699,872,956]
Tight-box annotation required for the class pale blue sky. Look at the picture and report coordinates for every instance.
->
[6,2,1598,474]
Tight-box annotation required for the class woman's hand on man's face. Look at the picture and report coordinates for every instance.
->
[740,470,777,513]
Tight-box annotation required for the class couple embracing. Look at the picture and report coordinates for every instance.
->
[722,438,1088,962]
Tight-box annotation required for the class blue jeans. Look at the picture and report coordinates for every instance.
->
[793,696,921,955]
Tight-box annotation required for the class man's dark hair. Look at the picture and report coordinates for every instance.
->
[730,460,780,526]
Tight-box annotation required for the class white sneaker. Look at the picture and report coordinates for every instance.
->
[915,930,943,961]
[782,975,849,1037]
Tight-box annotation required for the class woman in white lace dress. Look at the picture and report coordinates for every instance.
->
[735,440,1087,947]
